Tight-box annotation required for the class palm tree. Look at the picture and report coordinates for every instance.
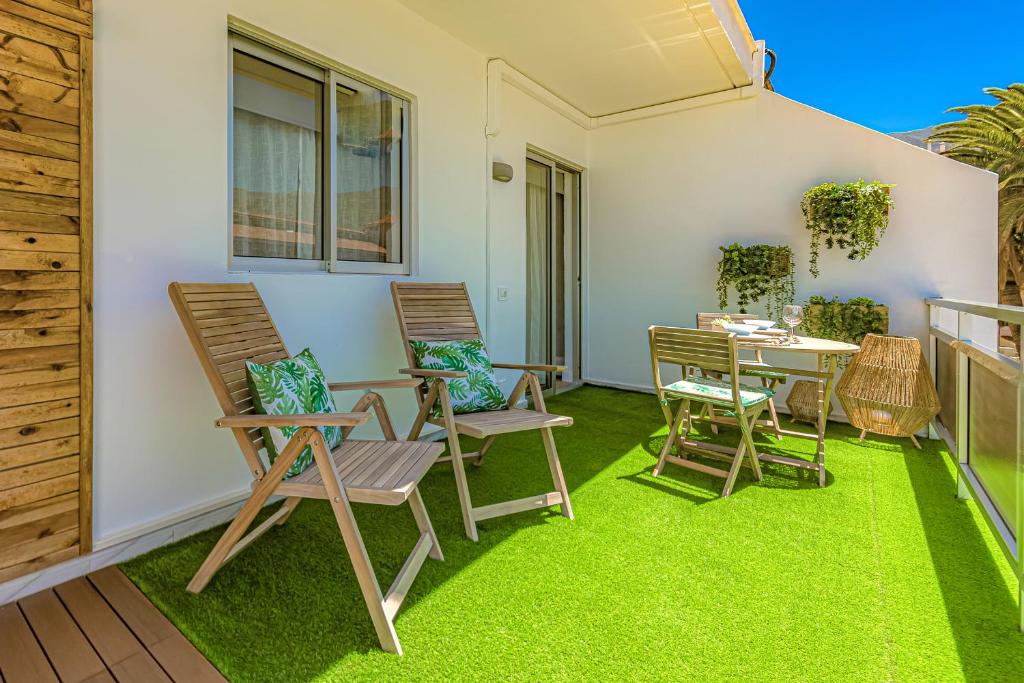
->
[929,85,1024,310]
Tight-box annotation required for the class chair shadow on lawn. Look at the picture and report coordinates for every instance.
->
[120,387,641,682]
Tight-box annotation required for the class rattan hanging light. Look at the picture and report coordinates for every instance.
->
[835,334,940,448]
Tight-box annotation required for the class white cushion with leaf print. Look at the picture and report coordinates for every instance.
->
[245,348,342,478]
[409,339,507,415]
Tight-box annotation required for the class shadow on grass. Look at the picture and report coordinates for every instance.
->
[120,385,647,682]
[899,441,1024,680]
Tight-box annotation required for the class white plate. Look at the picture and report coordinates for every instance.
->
[722,322,757,335]
[745,319,777,329]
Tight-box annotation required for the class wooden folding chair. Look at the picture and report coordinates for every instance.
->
[649,326,775,497]
[695,312,786,439]
[390,282,574,541]
[169,282,445,656]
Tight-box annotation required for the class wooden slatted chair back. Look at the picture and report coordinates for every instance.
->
[696,312,761,331]
[390,282,484,406]
[649,326,739,382]
[169,282,289,477]
[390,281,483,361]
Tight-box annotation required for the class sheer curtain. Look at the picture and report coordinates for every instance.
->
[232,109,319,260]
[336,87,401,263]
[525,160,549,365]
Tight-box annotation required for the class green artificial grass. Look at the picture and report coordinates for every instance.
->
[122,386,1024,681]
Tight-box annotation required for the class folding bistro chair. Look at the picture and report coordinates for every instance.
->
[695,312,786,439]
[391,282,574,542]
[169,282,445,655]
[649,326,775,497]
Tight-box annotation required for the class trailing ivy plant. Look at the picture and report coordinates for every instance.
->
[801,295,888,367]
[801,179,895,277]
[716,243,795,322]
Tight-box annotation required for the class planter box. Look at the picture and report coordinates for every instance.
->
[802,304,889,345]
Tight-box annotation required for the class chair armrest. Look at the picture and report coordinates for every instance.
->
[398,367,468,379]
[492,362,566,372]
[328,378,423,391]
[215,412,372,428]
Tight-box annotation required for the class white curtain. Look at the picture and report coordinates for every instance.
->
[526,161,549,365]
[233,108,318,259]
[336,89,400,263]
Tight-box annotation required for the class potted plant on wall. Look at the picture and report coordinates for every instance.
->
[801,295,889,366]
[716,243,795,322]
[801,179,895,277]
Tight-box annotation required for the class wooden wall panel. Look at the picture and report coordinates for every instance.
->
[0,0,90,581]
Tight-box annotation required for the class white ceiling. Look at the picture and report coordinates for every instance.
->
[398,0,756,117]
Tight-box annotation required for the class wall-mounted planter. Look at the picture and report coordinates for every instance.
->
[801,180,894,277]
[802,296,889,367]
[715,243,795,321]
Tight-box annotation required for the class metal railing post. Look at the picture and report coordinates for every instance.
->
[955,311,972,500]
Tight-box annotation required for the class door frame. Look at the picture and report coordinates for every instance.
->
[525,146,586,393]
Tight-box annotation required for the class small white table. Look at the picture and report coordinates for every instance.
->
[696,335,860,487]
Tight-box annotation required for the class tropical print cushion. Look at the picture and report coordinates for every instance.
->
[662,375,775,408]
[246,348,342,478]
[409,339,506,416]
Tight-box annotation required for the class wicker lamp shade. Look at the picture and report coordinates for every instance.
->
[835,334,940,447]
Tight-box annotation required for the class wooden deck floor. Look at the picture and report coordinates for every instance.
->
[0,566,224,683]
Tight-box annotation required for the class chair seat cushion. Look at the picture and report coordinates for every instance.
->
[409,339,507,415]
[663,375,775,408]
[246,348,343,478]
[739,362,787,382]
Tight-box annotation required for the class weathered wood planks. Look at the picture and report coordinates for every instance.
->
[0,0,90,580]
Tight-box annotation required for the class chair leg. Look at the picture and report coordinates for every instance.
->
[706,404,720,435]
[540,428,573,519]
[654,399,688,476]
[438,383,478,541]
[675,399,692,452]
[739,406,765,482]
[187,428,314,594]
[473,435,497,467]
[310,432,402,655]
[274,497,302,526]
[764,379,784,440]
[721,437,748,497]
[408,487,444,561]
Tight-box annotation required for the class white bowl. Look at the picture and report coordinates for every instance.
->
[722,322,757,335]
[745,319,777,329]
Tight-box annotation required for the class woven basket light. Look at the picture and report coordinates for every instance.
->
[835,334,940,445]
[786,379,832,424]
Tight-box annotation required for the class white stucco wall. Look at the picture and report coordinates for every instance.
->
[585,91,999,396]
[89,2,998,550]
[94,0,487,543]
[485,83,589,384]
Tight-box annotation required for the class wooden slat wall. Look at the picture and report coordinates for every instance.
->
[0,0,91,583]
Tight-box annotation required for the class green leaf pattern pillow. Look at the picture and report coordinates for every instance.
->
[246,348,342,478]
[409,339,507,416]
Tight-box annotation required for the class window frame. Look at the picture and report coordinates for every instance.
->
[227,29,415,275]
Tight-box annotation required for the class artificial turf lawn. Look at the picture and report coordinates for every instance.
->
[122,385,1024,681]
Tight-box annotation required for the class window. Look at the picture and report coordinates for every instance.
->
[229,35,413,274]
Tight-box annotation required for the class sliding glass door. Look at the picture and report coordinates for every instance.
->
[525,152,581,391]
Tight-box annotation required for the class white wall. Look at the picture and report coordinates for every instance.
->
[94,0,487,543]
[485,82,589,383]
[585,91,998,397]
[91,1,998,550]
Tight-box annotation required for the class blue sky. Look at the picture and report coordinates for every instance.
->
[740,1,1024,133]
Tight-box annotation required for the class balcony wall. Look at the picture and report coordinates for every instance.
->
[586,91,999,399]
[94,0,489,544]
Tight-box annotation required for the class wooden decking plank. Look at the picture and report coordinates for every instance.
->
[0,602,58,682]
[55,577,170,682]
[18,588,106,682]
[87,568,224,682]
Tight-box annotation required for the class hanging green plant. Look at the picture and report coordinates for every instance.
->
[802,296,889,367]
[715,243,795,321]
[801,179,894,277]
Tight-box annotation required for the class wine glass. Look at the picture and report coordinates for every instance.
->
[783,304,803,343]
